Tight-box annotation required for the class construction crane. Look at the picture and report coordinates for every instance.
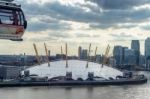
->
[102,44,110,67]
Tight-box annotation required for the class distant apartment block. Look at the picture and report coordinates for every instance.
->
[78,46,88,60]
[0,66,21,79]
[131,40,140,65]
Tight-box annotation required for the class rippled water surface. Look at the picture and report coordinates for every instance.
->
[0,71,150,99]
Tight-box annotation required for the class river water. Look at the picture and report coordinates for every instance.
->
[0,71,150,99]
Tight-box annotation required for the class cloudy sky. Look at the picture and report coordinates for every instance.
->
[1,0,150,55]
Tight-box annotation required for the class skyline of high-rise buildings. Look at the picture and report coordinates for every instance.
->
[111,37,150,69]
[113,38,150,66]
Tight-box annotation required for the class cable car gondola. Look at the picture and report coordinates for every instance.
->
[0,1,27,41]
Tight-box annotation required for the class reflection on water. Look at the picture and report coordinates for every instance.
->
[0,72,150,99]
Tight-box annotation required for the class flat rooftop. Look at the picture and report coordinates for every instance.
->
[23,60,123,80]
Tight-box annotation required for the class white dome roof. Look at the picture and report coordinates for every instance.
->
[24,60,123,80]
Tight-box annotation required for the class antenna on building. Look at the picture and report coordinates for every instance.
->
[33,43,41,65]
[44,43,50,67]
[65,43,68,68]
[94,46,98,62]
[86,43,91,68]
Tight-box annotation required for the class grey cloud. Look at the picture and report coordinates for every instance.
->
[113,24,137,29]
[89,23,113,29]
[27,21,50,32]
[27,17,71,32]
[86,0,150,9]
[89,8,150,29]
[18,0,150,31]
[29,37,57,42]
[75,33,100,38]
[76,33,91,37]
[48,32,73,38]
[92,34,100,37]
[19,1,101,23]
[109,32,140,42]
[141,25,150,31]
[27,31,73,42]
[49,2,150,29]
[108,39,129,42]
[110,32,133,38]
[99,9,150,24]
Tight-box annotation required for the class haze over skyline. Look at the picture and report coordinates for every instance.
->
[0,0,150,55]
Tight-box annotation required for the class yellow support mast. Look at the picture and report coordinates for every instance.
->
[86,43,91,68]
[102,44,110,67]
[65,43,68,68]
[33,43,41,65]
[44,43,50,67]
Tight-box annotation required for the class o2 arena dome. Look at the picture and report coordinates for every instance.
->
[24,60,123,80]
